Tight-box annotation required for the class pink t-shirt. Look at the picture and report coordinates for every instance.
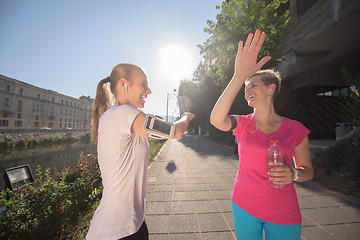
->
[87,104,149,240]
[232,114,310,225]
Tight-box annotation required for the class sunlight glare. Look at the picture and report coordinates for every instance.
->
[159,44,194,79]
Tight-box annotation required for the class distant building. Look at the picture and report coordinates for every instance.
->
[0,74,93,130]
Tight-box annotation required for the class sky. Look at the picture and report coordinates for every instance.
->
[0,0,223,118]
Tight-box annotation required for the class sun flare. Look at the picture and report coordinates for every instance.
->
[159,44,195,79]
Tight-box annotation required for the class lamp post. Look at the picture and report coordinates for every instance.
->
[166,89,177,122]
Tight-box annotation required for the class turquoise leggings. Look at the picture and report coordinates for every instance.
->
[232,201,301,240]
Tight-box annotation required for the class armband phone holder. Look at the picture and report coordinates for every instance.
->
[143,114,175,139]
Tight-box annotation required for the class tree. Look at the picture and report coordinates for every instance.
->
[341,68,360,126]
[178,0,290,140]
[199,0,290,89]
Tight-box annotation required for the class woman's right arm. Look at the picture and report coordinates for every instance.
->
[210,30,271,131]
[131,112,195,139]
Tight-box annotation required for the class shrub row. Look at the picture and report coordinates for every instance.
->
[312,132,360,180]
[0,135,81,150]
[0,138,166,240]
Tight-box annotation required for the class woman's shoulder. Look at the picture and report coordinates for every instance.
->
[282,117,309,131]
[234,113,253,122]
[108,104,140,114]
[102,104,141,121]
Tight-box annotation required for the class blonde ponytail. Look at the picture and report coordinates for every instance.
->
[91,77,112,141]
[91,63,145,142]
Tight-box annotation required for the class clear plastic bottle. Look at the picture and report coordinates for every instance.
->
[268,139,284,188]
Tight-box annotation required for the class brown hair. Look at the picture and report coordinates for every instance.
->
[247,69,282,100]
[91,63,144,141]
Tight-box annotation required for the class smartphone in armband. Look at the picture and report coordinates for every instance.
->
[143,114,175,139]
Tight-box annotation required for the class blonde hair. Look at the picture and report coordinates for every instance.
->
[247,69,282,100]
[91,63,144,141]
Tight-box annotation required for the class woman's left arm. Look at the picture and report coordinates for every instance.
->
[292,136,314,182]
[268,136,314,185]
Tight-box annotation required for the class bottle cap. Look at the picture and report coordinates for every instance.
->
[270,139,278,145]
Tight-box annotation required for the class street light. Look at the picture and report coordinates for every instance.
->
[166,89,177,122]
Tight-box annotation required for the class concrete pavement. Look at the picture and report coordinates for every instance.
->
[146,135,360,239]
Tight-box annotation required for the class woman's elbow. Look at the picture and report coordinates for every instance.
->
[210,114,221,129]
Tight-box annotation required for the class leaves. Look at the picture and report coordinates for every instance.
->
[199,0,290,88]
[341,67,360,126]
[179,0,290,137]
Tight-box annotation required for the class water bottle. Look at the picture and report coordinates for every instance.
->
[268,139,284,188]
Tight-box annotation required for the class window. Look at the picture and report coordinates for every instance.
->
[17,114,21,119]
[0,120,9,126]
[2,113,8,118]
[19,88,24,95]
[52,97,55,102]
[341,88,348,96]
[6,85,10,92]
[4,98,10,106]
[35,115,39,120]
[18,101,22,111]
[15,121,22,127]
[37,94,40,99]
[33,122,39,127]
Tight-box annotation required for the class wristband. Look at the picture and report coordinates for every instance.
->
[292,168,300,181]
[228,115,237,131]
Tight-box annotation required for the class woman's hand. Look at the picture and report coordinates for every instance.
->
[268,165,294,186]
[234,29,272,79]
[180,112,195,121]
[173,112,195,139]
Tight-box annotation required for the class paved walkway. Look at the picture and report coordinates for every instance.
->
[146,135,360,239]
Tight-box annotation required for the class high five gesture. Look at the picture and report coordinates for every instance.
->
[234,30,271,79]
[210,29,270,131]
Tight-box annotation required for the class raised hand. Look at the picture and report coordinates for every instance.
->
[234,29,272,79]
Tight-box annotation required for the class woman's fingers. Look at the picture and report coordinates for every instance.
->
[243,33,253,51]
[257,56,272,68]
[249,29,261,51]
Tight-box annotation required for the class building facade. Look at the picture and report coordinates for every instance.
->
[273,0,360,139]
[0,74,93,130]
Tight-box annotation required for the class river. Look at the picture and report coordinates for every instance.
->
[0,142,96,189]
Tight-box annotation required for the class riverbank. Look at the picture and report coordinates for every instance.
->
[0,129,90,142]
[0,129,90,150]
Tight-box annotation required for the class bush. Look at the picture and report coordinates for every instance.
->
[313,132,360,176]
[0,138,166,239]
[0,146,102,240]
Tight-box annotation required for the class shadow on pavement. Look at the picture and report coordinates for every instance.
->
[179,134,238,160]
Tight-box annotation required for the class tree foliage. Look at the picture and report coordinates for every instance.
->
[199,0,290,88]
[178,0,290,138]
[341,68,360,126]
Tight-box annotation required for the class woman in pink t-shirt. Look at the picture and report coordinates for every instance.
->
[210,30,314,240]
[87,63,195,240]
